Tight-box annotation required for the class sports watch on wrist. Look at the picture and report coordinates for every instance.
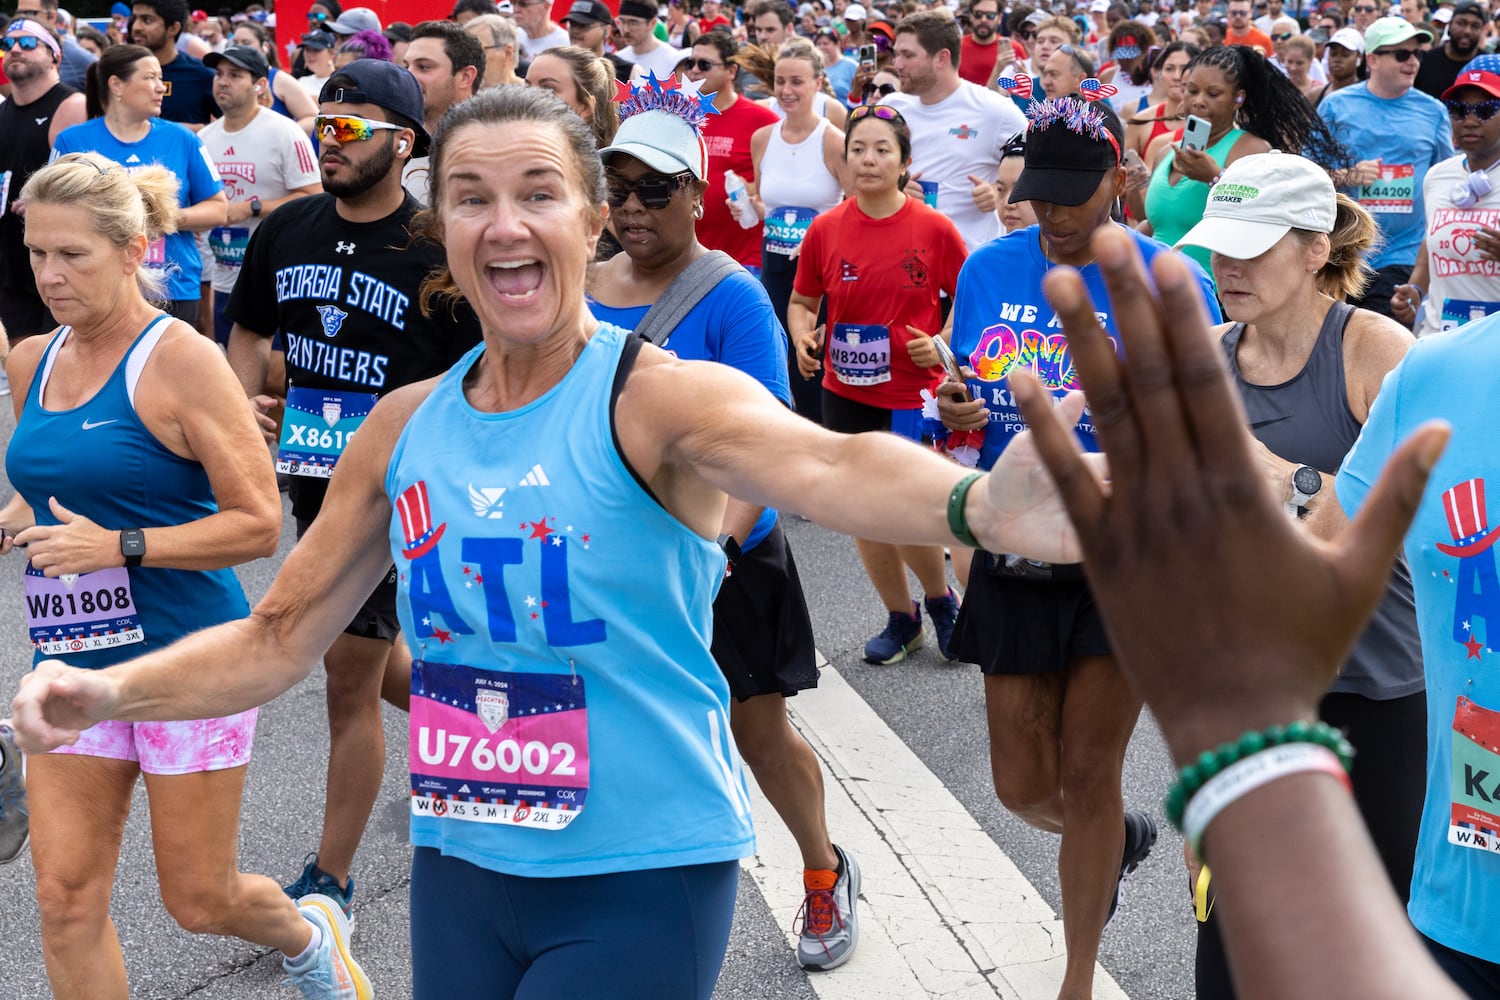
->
[250,197,263,218]
[1287,465,1322,519]
[120,528,146,568]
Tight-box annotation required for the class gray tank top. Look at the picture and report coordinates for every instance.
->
[1222,302,1424,700]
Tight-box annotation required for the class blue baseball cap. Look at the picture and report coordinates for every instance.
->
[320,59,430,155]
[110,1,130,16]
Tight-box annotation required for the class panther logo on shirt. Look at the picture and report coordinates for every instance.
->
[316,304,348,338]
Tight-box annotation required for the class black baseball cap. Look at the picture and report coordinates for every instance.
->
[619,0,658,18]
[1454,1,1485,18]
[320,60,431,156]
[565,0,614,24]
[1009,96,1125,207]
[300,30,335,49]
[205,44,270,78]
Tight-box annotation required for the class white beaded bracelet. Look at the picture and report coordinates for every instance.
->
[1182,742,1351,859]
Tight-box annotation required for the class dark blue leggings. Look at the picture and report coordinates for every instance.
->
[409,847,739,1000]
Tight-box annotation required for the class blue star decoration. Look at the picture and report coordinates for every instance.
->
[616,72,720,129]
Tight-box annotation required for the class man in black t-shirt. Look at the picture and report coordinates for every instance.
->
[1415,1,1485,99]
[227,60,480,917]
[131,0,217,127]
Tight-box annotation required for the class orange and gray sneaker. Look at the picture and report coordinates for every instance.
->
[795,844,860,971]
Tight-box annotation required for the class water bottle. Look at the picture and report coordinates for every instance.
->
[723,169,760,229]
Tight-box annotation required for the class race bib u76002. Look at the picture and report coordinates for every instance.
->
[410,659,589,831]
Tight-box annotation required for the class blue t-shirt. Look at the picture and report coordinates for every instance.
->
[52,117,224,302]
[1319,83,1455,270]
[951,226,1220,471]
[160,50,219,126]
[827,55,857,105]
[587,270,791,552]
[1338,316,1500,964]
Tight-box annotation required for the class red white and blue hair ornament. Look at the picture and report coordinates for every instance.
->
[615,71,720,130]
[1078,78,1119,101]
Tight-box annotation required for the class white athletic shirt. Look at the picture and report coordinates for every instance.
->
[1418,154,1500,338]
[883,81,1026,250]
[519,23,569,59]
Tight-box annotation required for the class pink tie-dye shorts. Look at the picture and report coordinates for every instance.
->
[50,709,258,774]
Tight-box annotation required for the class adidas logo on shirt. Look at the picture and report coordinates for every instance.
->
[125,154,141,164]
[517,464,550,487]
[224,146,235,155]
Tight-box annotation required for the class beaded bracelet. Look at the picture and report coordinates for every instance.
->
[947,472,984,549]
[1182,742,1352,859]
[1163,720,1354,832]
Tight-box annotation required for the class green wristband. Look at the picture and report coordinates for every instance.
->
[946,472,983,549]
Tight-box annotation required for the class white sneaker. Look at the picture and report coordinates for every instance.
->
[796,844,860,971]
[283,895,372,999]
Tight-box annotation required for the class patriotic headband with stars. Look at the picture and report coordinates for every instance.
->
[614,70,720,130]
[996,75,1123,164]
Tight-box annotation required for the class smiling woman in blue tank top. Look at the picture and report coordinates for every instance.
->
[1177,151,1428,1000]
[6,87,1098,1000]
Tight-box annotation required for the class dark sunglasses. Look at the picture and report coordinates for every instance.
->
[682,57,720,71]
[307,10,329,20]
[849,103,904,123]
[861,81,897,98]
[1378,46,1420,61]
[971,10,999,18]
[1447,97,1500,121]
[1352,4,1377,10]
[606,171,693,209]
[1271,30,1293,39]
[1016,26,1035,37]
[0,35,44,51]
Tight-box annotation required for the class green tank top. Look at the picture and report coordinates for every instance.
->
[1143,126,1244,281]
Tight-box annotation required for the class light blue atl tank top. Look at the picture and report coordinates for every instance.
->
[385,323,757,877]
[6,317,250,668]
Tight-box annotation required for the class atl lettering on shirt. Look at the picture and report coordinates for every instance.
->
[951,226,1220,469]
[386,325,757,878]
[5,317,249,669]
[1338,322,1500,964]
[227,193,481,518]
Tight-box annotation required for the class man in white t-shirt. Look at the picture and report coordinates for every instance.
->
[200,45,322,345]
[514,0,569,59]
[615,0,683,81]
[884,9,1026,249]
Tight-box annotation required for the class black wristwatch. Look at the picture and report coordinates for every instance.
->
[250,197,263,218]
[717,533,741,569]
[120,528,146,568]
[1287,465,1322,519]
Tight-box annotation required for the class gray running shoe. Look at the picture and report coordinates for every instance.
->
[283,895,372,1000]
[1106,809,1158,927]
[796,844,860,971]
[0,724,29,864]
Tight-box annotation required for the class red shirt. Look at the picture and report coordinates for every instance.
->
[698,13,732,33]
[697,94,780,269]
[959,34,1001,87]
[794,196,967,410]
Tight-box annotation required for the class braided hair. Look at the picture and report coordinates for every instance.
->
[1185,44,1351,169]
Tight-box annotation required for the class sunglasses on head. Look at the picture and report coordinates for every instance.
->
[683,56,721,71]
[606,171,693,209]
[1378,46,1420,61]
[1447,97,1500,121]
[849,103,904,123]
[315,114,404,143]
[862,81,897,97]
[0,35,44,51]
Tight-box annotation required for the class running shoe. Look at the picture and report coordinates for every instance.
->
[796,844,861,971]
[283,895,372,1000]
[863,602,924,664]
[924,588,961,661]
[0,724,28,864]
[1106,809,1158,927]
[284,854,355,921]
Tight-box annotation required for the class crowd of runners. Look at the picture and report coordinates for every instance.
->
[0,0,1497,995]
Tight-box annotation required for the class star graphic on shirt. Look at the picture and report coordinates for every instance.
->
[434,628,454,645]
[463,565,471,575]
[422,617,431,627]
[465,580,474,588]
[1465,620,1473,632]
[529,519,554,541]
[1465,634,1484,659]
[525,595,537,607]
[530,611,539,620]
[474,574,483,584]
[551,535,564,546]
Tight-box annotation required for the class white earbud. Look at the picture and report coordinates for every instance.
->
[398,139,409,153]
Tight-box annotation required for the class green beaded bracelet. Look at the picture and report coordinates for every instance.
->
[1163,721,1355,832]
[947,472,983,549]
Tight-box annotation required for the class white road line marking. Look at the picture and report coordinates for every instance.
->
[742,664,1130,1000]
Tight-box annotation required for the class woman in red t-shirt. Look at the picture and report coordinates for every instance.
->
[788,104,968,665]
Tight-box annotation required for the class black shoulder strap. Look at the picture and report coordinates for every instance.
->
[633,250,742,348]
